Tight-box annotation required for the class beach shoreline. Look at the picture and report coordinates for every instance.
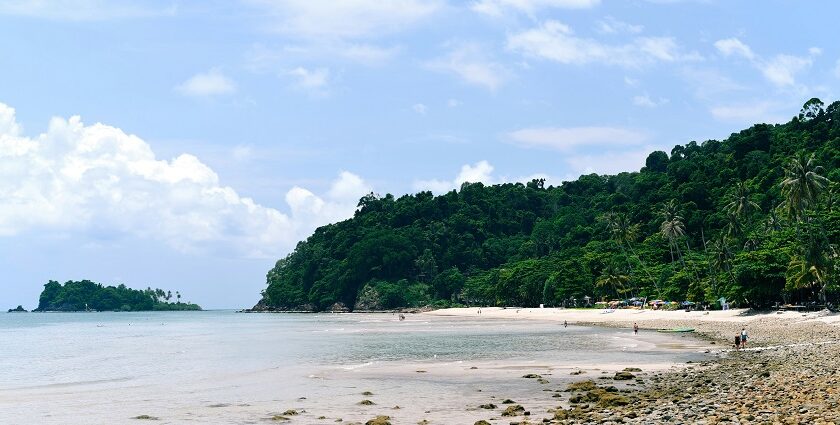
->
[426,307,840,424]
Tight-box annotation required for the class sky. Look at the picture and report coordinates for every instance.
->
[2,0,839,309]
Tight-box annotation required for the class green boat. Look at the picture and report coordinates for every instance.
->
[657,327,695,333]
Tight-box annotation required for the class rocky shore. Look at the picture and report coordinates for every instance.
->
[550,314,840,425]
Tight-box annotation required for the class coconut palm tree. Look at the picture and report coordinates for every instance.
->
[786,256,828,303]
[780,152,830,224]
[658,200,686,266]
[602,212,657,297]
[709,234,736,288]
[596,263,630,299]
[725,181,761,219]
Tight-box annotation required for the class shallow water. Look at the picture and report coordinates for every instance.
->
[0,311,709,424]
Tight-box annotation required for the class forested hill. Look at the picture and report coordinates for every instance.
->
[258,98,839,312]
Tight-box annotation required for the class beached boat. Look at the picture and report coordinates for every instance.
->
[657,327,695,333]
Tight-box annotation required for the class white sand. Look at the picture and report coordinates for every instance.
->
[426,307,840,327]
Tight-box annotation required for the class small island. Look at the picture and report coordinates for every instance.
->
[7,305,28,313]
[34,280,201,312]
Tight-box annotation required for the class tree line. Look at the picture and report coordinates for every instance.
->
[259,98,839,311]
[35,280,201,311]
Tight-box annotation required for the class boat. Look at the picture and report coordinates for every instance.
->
[657,327,695,333]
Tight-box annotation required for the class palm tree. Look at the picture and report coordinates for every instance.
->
[709,234,737,289]
[176,291,181,303]
[602,212,657,296]
[725,181,761,219]
[786,256,828,303]
[724,212,743,239]
[780,152,830,224]
[658,200,686,266]
[596,263,630,299]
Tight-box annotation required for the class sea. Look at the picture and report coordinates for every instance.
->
[0,311,709,424]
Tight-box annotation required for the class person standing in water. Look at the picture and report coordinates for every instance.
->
[633,323,638,335]
[564,320,568,328]
[740,327,748,348]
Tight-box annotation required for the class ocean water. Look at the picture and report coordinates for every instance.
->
[0,311,708,424]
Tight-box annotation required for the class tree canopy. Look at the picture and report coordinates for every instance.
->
[35,280,201,312]
[259,98,839,311]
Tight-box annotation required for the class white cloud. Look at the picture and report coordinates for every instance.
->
[632,94,669,108]
[427,42,509,90]
[714,37,817,87]
[175,69,237,97]
[447,98,461,107]
[507,126,648,151]
[714,37,755,60]
[287,66,330,94]
[760,54,812,87]
[413,161,562,193]
[596,16,643,35]
[709,101,787,124]
[564,145,659,176]
[246,0,442,39]
[623,76,639,87]
[471,0,600,17]
[507,20,700,67]
[232,145,253,162]
[0,103,370,258]
[0,0,175,21]
[413,103,428,114]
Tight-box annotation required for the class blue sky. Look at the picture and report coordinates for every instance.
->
[1,0,839,309]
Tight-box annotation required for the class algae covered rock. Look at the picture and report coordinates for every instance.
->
[501,404,525,416]
[614,371,636,380]
[365,415,391,425]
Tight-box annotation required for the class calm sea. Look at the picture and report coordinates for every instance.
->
[0,311,707,424]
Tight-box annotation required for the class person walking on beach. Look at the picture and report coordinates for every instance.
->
[740,328,748,348]
[564,320,568,328]
[633,323,638,335]
[735,334,741,350]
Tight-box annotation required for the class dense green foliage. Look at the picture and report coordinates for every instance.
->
[35,280,201,312]
[261,99,839,311]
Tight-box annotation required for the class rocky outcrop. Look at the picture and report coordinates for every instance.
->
[7,305,27,313]
[328,302,350,313]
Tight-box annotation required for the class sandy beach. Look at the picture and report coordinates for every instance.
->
[427,307,840,424]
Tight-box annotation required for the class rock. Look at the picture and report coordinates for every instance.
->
[502,399,516,404]
[329,302,350,312]
[7,305,27,313]
[365,416,391,425]
[270,416,290,421]
[132,415,159,420]
[479,403,497,409]
[623,367,642,372]
[282,409,299,416]
[522,374,542,379]
[614,371,635,380]
[501,405,525,416]
[359,400,376,405]
[474,421,491,425]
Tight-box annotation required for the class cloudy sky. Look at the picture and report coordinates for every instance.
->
[2,0,838,308]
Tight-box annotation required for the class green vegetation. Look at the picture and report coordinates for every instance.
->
[260,98,839,311]
[35,280,201,312]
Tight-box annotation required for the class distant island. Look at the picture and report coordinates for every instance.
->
[255,98,839,312]
[7,305,27,313]
[34,280,201,312]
